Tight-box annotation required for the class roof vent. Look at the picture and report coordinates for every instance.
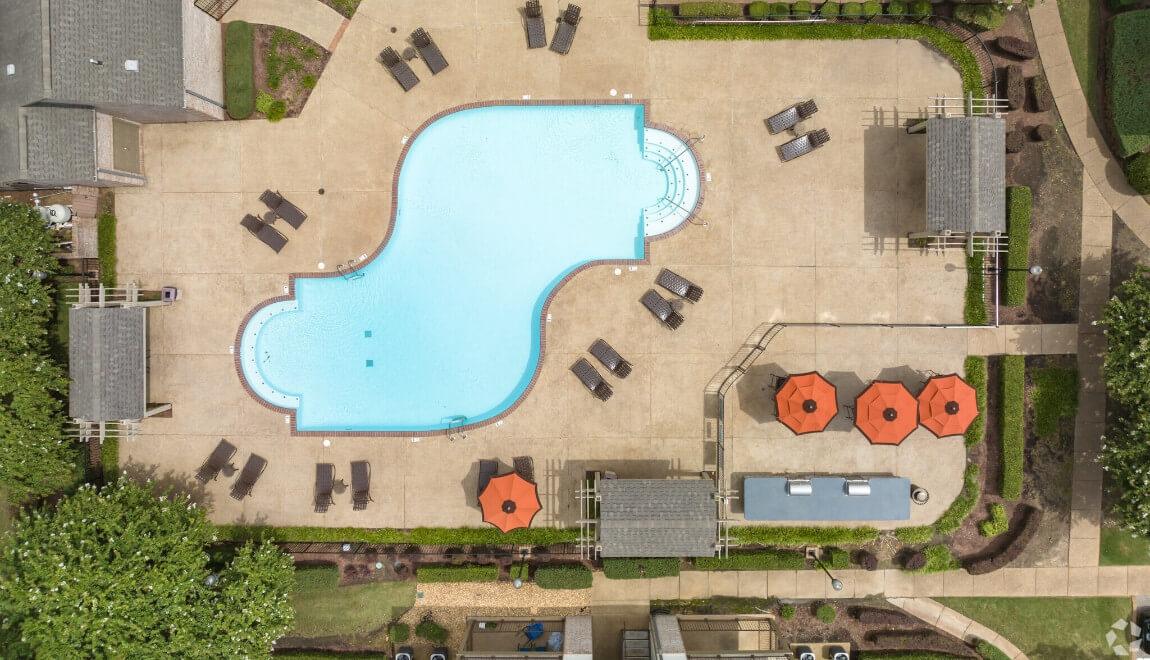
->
[5,64,14,76]
[124,59,139,72]
[786,478,813,496]
[845,479,872,496]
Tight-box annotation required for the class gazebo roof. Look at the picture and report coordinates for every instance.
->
[69,306,146,421]
[598,479,717,558]
[925,116,1006,235]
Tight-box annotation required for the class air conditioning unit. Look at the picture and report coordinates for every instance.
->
[845,479,871,496]
[786,478,813,496]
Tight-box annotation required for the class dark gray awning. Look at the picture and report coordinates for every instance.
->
[926,116,1006,234]
[599,479,717,558]
[69,306,147,421]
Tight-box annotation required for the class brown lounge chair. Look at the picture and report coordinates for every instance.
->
[640,289,684,329]
[195,439,236,483]
[589,339,631,378]
[524,0,547,48]
[315,463,335,513]
[766,99,818,135]
[411,28,449,74]
[230,454,267,500]
[240,214,288,253]
[259,189,308,229]
[351,460,373,510]
[380,46,420,91]
[778,128,831,162]
[477,459,499,502]
[571,358,613,401]
[550,3,581,55]
[656,268,704,303]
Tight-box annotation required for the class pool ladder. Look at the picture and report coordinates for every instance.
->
[336,259,365,281]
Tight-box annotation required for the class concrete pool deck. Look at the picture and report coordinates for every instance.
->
[119,0,988,530]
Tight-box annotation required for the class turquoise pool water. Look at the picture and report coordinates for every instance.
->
[238,104,700,432]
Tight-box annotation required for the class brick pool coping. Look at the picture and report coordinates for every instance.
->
[232,99,706,437]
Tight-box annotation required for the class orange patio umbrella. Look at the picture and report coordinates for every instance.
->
[774,371,838,435]
[918,373,979,438]
[479,472,542,533]
[855,380,918,445]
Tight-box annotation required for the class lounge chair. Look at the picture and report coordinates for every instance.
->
[430,648,449,660]
[589,339,632,378]
[351,460,373,510]
[259,189,308,229]
[240,214,288,253]
[314,463,335,513]
[477,459,499,501]
[380,47,420,91]
[525,0,547,48]
[411,28,449,74]
[766,99,818,135]
[571,358,613,401]
[229,454,267,500]
[395,647,414,660]
[195,439,237,483]
[656,268,704,303]
[640,289,685,330]
[778,128,831,162]
[513,456,535,483]
[550,3,582,55]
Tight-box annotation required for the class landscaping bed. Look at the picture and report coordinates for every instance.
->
[318,0,362,18]
[252,24,330,120]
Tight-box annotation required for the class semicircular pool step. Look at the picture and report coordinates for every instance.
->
[641,128,701,237]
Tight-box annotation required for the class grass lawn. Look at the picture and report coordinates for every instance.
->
[290,566,416,640]
[937,597,1131,658]
[1101,524,1150,566]
[1032,365,1078,439]
[1056,0,1103,120]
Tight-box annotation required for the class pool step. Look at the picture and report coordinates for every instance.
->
[642,129,700,237]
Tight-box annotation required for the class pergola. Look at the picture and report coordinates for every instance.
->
[579,476,725,559]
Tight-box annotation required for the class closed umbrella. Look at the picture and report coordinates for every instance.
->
[918,373,979,437]
[479,472,542,533]
[774,371,838,435]
[855,380,918,445]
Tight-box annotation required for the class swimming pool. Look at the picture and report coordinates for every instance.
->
[237,103,701,433]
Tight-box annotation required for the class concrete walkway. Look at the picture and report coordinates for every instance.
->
[888,597,1028,659]
[225,0,347,50]
[965,324,1077,356]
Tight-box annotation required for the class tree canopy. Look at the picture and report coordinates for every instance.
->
[0,201,81,503]
[0,481,295,657]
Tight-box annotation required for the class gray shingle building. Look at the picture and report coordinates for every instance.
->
[597,479,718,558]
[924,116,1006,235]
[0,0,225,189]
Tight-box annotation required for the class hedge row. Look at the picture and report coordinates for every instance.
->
[534,565,593,589]
[858,654,969,660]
[97,211,117,288]
[1004,186,1032,306]
[694,549,808,570]
[964,356,988,447]
[681,0,929,18]
[953,3,1005,31]
[893,526,934,544]
[933,463,980,536]
[1128,152,1150,195]
[416,565,499,583]
[852,606,917,625]
[1106,10,1150,158]
[1001,355,1025,500]
[678,1,744,17]
[917,544,959,573]
[215,525,579,546]
[728,525,879,546]
[965,250,988,325]
[224,21,255,120]
[1032,366,1078,439]
[977,503,1008,538]
[603,558,680,579]
[965,505,1042,574]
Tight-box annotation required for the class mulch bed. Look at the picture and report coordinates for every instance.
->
[252,24,331,119]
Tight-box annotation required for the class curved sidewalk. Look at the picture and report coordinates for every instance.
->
[224,0,348,51]
[888,597,1028,660]
[1027,3,1150,243]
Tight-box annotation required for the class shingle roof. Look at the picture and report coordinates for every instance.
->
[925,116,1006,234]
[69,307,147,421]
[0,0,48,185]
[598,479,717,558]
[21,107,97,183]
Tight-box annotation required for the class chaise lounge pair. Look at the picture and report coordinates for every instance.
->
[314,461,372,512]
[765,100,831,162]
[195,439,267,501]
[640,268,705,330]
[380,28,449,92]
[571,339,632,401]
[240,190,309,253]
[524,1,583,54]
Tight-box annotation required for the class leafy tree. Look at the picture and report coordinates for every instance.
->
[0,481,295,657]
[0,201,80,503]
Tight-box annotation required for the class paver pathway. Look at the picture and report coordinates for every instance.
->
[224,0,347,50]
[965,324,1076,356]
[888,597,1028,659]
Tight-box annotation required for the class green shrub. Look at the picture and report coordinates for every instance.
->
[934,463,980,536]
[859,653,970,660]
[769,2,791,18]
[975,638,1012,660]
[416,565,499,583]
[695,549,807,571]
[603,558,680,579]
[1004,186,1032,306]
[224,21,255,120]
[678,2,744,17]
[415,619,447,643]
[894,526,934,544]
[1032,366,1078,439]
[815,603,837,623]
[953,3,1006,31]
[841,2,863,16]
[255,92,288,123]
[215,525,579,546]
[886,0,907,15]
[819,2,840,16]
[826,547,851,569]
[909,0,932,16]
[96,211,117,288]
[1107,11,1150,157]
[1127,152,1150,194]
[294,564,339,590]
[1001,355,1025,500]
[780,604,796,619]
[978,503,1009,538]
[965,250,987,325]
[792,1,813,17]
[388,622,410,643]
[915,544,959,573]
[535,565,593,589]
[964,356,988,447]
[100,436,119,484]
[749,1,770,18]
[861,0,882,16]
[729,526,879,546]
[301,74,318,90]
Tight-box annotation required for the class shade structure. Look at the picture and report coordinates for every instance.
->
[855,380,918,445]
[918,373,979,437]
[775,371,838,435]
[479,472,542,532]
